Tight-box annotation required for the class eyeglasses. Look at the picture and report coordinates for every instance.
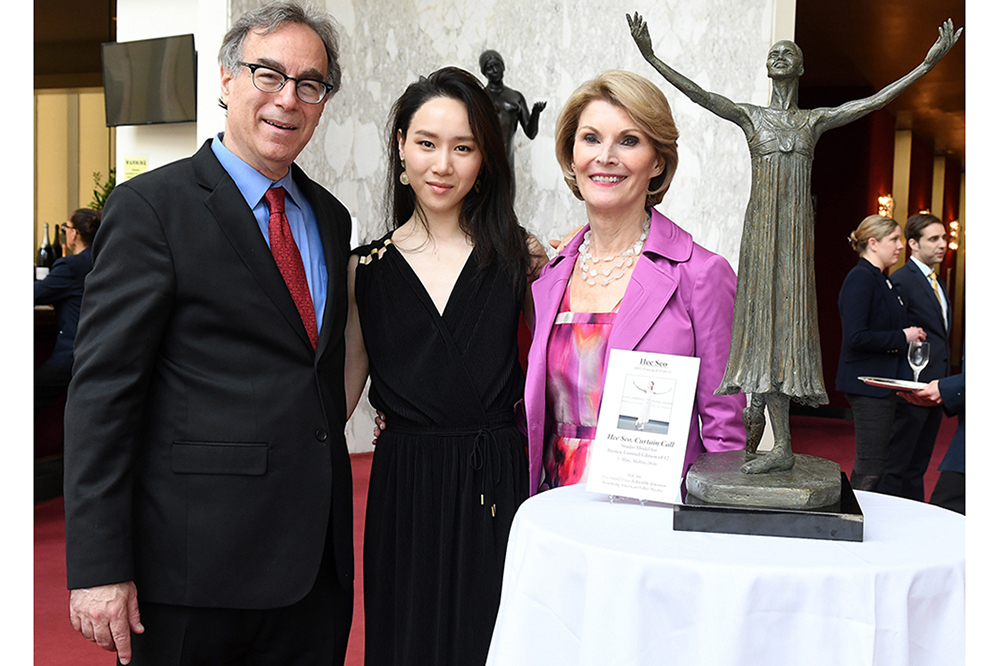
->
[238,62,333,105]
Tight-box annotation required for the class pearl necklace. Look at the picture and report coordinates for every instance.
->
[578,214,651,286]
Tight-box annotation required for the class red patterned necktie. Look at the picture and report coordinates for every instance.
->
[265,187,318,349]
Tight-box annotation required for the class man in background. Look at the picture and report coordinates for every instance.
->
[901,359,965,514]
[63,3,355,664]
[881,213,951,501]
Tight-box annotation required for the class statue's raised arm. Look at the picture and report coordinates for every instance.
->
[627,12,752,134]
[816,19,962,134]
[522,99,547,140]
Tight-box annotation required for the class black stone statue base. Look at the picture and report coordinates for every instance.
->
[673,472,863,542]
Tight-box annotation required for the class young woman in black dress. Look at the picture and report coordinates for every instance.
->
[344,67,544,666]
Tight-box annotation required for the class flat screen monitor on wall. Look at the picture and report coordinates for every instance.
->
[102,34,197,127]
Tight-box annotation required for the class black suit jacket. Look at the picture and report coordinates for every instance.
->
[64,141,353,609]
[835,259,909,397]
[889,258,951,381]
[938,367,965,473]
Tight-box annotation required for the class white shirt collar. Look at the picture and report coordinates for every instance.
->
[909,255,935,277]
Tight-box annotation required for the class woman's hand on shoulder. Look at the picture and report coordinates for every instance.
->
[526,233,550,281]
[548,225,584,255]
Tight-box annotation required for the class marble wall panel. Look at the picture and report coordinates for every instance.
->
[234,0,775,270]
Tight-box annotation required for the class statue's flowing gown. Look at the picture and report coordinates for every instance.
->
[716,105,828,407]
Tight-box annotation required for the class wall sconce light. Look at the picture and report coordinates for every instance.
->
[948,220,961,250]
[877,194,894,218]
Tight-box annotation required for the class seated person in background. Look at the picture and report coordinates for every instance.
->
[521,70,745,493]
[34,208,101,410]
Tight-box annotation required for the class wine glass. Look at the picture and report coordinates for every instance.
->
[907,340,930,382]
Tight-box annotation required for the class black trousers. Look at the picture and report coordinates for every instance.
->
[35,361,71,412]
[878,398,943,502]
[127,548,352,666]
[929,470,965,515]
[845,393,898,478]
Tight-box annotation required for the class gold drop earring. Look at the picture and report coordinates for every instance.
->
[399,159,410,186]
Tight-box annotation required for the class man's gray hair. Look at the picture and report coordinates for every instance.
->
[218,1,342,95]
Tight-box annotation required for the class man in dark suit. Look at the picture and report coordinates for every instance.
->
[902,363,965,514]
[880,213,951,501]
[63,3,354,664]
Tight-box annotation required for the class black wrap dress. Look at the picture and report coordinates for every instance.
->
[354,234,529,666]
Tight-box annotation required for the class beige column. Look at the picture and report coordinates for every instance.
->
[34,90,113,260]
[889,128,913,273]
[771,0,796,41]
[34,92,71,256]
[78,92,113,212]
[931,155,946,219]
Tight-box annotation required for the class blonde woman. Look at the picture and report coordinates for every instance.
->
[835,215,925,490]
[522,70,745,492]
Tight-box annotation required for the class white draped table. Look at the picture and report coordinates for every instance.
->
[486,484,964,666]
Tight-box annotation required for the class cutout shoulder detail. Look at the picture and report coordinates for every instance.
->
[359,238,393,265]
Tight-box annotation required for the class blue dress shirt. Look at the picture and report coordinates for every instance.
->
[211,134,328,333]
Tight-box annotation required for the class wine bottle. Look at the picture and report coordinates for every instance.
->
[36,222,54,280]
[52,223,63,260]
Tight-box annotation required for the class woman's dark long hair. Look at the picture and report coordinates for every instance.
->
[384,66,530,294]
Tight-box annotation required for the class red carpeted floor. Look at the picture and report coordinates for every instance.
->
[35,415,956,664]
[34,452,372,666]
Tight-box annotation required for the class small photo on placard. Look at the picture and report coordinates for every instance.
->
[616,375,676,435]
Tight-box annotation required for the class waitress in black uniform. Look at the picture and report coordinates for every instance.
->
[836,214,926,491]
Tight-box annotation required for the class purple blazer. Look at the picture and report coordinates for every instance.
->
[523,209,746,494]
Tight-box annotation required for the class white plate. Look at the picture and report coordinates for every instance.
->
[859,376,928,392]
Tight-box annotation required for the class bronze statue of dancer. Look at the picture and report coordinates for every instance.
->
[628,12,961,473]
